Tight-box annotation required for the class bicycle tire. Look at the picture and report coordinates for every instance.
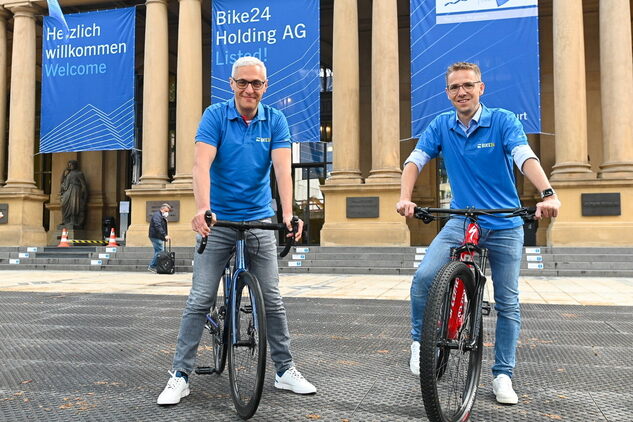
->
[228,271,267,419]
[420,261,483,422]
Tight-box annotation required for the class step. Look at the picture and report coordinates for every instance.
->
[42,246,97,253]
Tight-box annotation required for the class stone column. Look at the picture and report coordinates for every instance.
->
[0,8,8,186]
[366,0,401,183]
[320,0,409,246]
[125,0,173,247]
[171,0,202,187]
[138,0,169,186]
[550,0,593,180]
[4,5,37,190]
[327,0,361,184]
[598,0,633,179]
[0,4,47,246]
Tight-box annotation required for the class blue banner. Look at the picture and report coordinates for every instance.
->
[46,0,70,39]
[211,1,320,143]
[40,7,136,153]
[410,0,540,135]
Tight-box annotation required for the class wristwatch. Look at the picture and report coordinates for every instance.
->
[540,188,556,199]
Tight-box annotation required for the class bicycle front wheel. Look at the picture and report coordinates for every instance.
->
[420,261,482,422]
[228,271,267,420]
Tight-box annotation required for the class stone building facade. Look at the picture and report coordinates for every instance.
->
[0,0,631,247]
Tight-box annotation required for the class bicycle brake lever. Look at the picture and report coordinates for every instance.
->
[414,207,435,224]
[515,207,537,221]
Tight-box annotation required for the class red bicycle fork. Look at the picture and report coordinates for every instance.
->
[447,222,480,340]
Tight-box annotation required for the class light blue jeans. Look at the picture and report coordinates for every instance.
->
[172,219,294,375]
[410,217,524,378]
[149,237,164,268]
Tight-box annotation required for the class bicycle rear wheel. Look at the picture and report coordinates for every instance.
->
[228,271,267,419]
[420,261,482,422]
[197,275,228,375]
[212,275,228,374]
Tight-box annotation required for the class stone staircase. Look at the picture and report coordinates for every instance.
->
[0,246,195,273]
[1,245,632,277]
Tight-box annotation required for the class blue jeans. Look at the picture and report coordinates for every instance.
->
[172,219,294,375]
[410,218,524,378]
[149,237,164,268]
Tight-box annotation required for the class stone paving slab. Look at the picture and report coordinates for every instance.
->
[1,271,633,306]
[0,291,631,421]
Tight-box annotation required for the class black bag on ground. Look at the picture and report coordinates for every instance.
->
[156,241,175,274]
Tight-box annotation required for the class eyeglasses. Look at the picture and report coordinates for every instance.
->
[447,81,481,95]
[232,78,266,90]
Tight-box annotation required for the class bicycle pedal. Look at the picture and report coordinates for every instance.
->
[482,301,491,316]
[195,366,217,375]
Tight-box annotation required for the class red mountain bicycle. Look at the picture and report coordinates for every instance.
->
[413,206,535,422]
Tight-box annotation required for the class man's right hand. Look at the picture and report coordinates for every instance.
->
[191,209,216,236]
[396,200,417,218]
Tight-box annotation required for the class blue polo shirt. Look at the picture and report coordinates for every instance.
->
[195,99,291,221]
[414,105,528,229]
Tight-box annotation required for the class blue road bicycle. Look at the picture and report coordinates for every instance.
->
[194,210,297,420]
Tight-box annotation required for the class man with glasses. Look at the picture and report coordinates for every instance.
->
[396,62,560,404]
[157,56,316,405]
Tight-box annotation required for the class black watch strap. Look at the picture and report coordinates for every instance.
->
[540,188,555,198]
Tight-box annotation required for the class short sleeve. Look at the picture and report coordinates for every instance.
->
[271,110,291,149]
[414,116,442,159]
[195,106,222,147]
[502,112,528,154]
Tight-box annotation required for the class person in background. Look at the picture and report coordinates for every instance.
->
[147,203,172,273]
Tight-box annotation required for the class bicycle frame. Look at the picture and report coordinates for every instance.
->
[197,212,297,366]
[415,207,534,351]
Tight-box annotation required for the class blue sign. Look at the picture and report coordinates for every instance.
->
[410,0,540,135]
[211,0,320,143]
[40,7,136,153]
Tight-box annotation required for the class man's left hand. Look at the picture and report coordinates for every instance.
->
[535,197,561,219]
[283,215,303,242]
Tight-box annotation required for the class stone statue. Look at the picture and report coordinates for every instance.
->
[60,160,88,229]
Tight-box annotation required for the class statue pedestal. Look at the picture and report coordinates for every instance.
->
[56,227,89,243]
[0,189,48,246]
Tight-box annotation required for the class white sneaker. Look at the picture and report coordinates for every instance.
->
[274,367,317,394]
[157,371,190,405]
[492,374,518,404]
[410,341,420,376]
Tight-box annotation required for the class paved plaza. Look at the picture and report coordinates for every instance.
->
[0,271,632,421]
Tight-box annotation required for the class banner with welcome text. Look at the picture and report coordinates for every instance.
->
[211,0,320,143]
[40,7,135,153]
[410,0,541,135]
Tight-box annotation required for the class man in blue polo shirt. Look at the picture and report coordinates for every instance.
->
[396,62,560,404]
[158,56,316,406]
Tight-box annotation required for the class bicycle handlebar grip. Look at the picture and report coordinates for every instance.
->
[279,216,299,258]
[196,210,214,254]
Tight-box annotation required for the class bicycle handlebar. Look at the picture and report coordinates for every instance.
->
[413,206,537,224]
[196,210,299,257]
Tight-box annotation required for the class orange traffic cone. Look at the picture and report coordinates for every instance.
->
[107,228,118,246]
[58,228,70,247]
